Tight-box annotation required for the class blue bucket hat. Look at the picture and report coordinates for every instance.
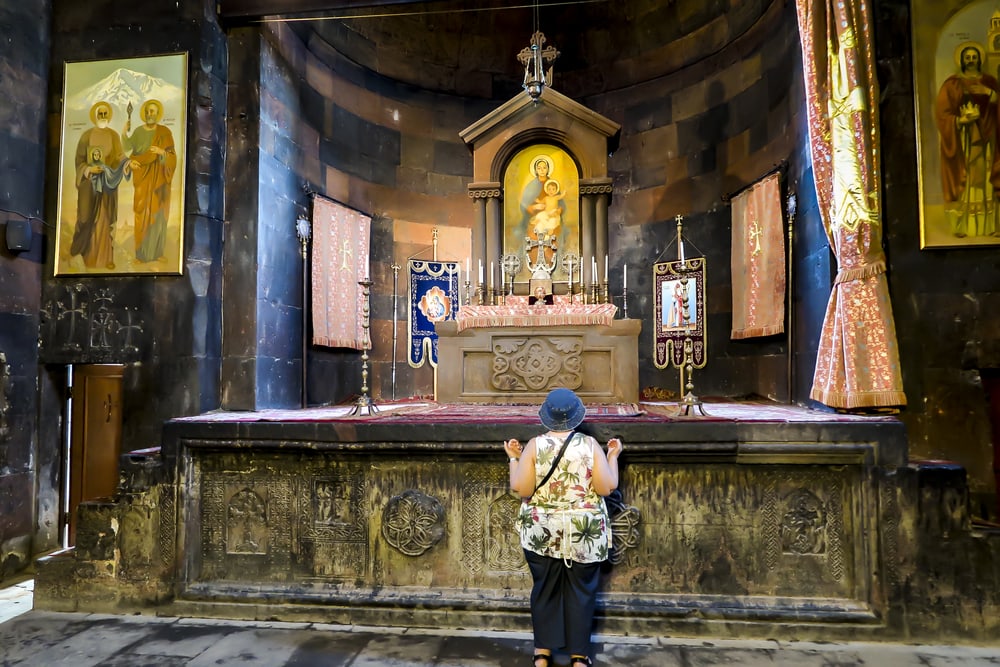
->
[538,388,586,431]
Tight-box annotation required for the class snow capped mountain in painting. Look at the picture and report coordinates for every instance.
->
[66,68,183,115]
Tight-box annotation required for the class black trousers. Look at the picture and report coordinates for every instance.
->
[524,549,601,656]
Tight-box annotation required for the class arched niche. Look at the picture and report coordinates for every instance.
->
[460,87,620,294]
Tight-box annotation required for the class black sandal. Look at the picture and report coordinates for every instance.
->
[532,654,553,667]
[571,656,593,666]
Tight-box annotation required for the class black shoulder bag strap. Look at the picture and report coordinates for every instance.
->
[530,432,576,500]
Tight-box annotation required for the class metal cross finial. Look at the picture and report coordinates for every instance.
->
[517,31,560,98]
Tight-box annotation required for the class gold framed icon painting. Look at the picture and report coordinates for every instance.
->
[912,0,1000,248]
[502,143,580,282]
[54,53,188,275]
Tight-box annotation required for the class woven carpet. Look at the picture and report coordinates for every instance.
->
[175,400,896,425]
[374,402,645,424]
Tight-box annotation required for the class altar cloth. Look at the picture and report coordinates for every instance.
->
[455,301,617,332]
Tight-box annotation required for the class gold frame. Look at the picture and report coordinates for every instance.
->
[54,53,188,275]
[913,0,1000,248]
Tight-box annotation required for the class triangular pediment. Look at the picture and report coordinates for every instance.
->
[460,87,620,149]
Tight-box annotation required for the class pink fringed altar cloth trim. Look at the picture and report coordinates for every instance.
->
[455,302,617,332]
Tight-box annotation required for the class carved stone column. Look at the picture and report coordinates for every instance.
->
[580,192,595,282]
[487,193,502,276]
[467,182,499,284]
[582,179,613,276]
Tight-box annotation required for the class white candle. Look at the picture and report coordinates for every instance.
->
[591,256,597,284]
[466,257,470,279]
[490,261,494,288]
[478,259,484,284]
[604,255,609,282]
[624,263,627,290]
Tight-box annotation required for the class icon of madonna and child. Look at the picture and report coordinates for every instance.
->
[504,147,579,281]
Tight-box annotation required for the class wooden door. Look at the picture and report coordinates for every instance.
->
[68,364,124,544]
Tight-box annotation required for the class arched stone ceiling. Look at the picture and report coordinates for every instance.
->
[238,0,778,99]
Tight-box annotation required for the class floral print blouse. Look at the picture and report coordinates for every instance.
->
[517,432,611,564]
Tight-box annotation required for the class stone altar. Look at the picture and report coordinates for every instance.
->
[33,403,943,641]
[435,304,639,404]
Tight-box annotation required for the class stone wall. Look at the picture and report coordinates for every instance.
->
[39,0,229,447]
[584,0,823,401]
[0,0,51,580]
[267,0,819,405]
[876,0,1000,510]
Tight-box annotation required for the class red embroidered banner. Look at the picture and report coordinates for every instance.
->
[311,196,371,349]
[730,172,785,339]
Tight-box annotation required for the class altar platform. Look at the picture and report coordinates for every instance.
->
[35,398,918,642]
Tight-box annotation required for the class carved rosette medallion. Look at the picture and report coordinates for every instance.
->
[492,337,583,391]
[381,489,446,556]
[608,504,642,565]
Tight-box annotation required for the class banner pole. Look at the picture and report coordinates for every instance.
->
[391,262,400,400]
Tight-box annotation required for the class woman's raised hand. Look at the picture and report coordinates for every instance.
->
[606,437,623,461]
[504,438,522,460]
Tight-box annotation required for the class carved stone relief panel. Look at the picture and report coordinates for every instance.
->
[762,469,848,586]
[296,467,368,580]
[608,501,642,566]
[780,488,827,555]
[880,477,900,588]
[381,489,446,556]
[486,494,524,571]
[492,336,583,391]
[462,466,525,576]
[0,351,9,440]
[158,484,176,568]
[196,454,294,582]
[620,464,861,600]
[227,488,268,555]
[40,283,144,361]
[118,503,156,582]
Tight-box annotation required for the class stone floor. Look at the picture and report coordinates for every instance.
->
[1,577,999,666]
[1,610,999,666]
[0,576,33,625]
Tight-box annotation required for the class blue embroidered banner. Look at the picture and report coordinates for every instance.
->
[408,260,461,368]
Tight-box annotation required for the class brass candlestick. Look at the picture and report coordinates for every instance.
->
[295,217,311,408]
[678,338,707,416]
[351,279,379,416]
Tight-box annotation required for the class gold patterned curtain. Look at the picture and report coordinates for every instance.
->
[795,0,906,408]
